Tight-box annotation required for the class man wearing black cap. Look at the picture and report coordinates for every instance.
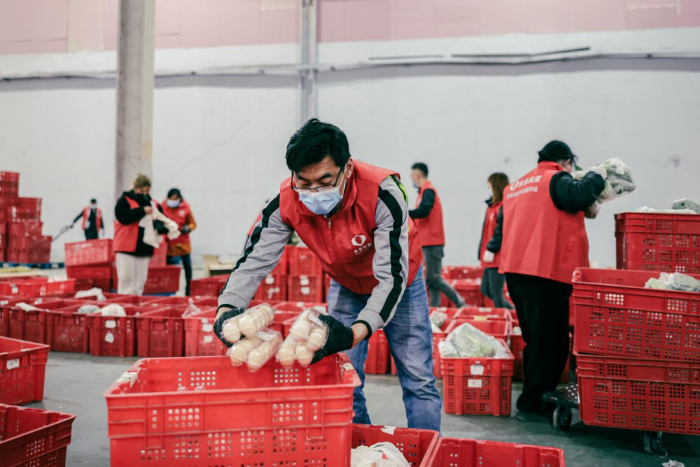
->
[499,140,605,422]
[73,198,104,240]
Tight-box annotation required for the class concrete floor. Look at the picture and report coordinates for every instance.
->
[25,352,699,466]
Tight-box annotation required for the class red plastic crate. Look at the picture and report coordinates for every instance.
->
[112,266,181,294]
[64,239,114,266]
[0,171,20,182]
[441,339,514,416]
[104,355,360,466]
[441,279,485,307]
[427,438,566,467]
[444,319,510,343]
[136,308,186,358]
[287,274,323,302]
[46,304,94,353]
[0,336,49,405]
[150,243,167,266]
[0,404,76,467]
[190,276,227,297]
[576,353,700,435]
[183,310,227,357]
[273,246,289,275]
[143,296,191,306]
[8,221,43,236]
[352,424,439,467]
[66,265,112,281]
[365,330,390,375]
[287,246,323,276]
[88,306,140,357]
[616,212,700,274]
[254,273,287,302]
[572,267,700,362]
[442,265,483,280]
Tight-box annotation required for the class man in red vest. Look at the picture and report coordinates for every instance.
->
[500,140,605,422]
[215,119,441,431]
[409,163,465,308]
[73,198,104,240]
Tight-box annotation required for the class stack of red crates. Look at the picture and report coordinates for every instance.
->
[0,172,52,264]
[286,245,324,302]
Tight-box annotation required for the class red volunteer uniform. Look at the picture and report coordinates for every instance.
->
[479,200,503,269]
[499,161,589,284]
[114,197,161,253]
[82,207,103,231]
[413,180,445,247]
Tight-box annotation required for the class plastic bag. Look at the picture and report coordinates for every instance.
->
[351,441,410,467]
[221,303,276,344]
[645,272,700,293]
[77,304,100,315]
[226,328,283,372]
[579,158,635,203]
[672,198,700,214]
[429,310,447,330]
[277,307,329,368]
[75,287,106,302]
[181,299,205,318]
[439,321,510,359]
[635,206,696,214]
[99,303,126,317]
[16,302,41,311]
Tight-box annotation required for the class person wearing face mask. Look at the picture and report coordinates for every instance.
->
[408,162,466,308]
[161,188,197,296]
[215,118,441,431]
[114,174,167,295]
[73,198,104,240]
[478,173,513,310]
[499,140,605,422]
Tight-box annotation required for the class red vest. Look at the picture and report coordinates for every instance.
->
[499,162,589,284]
[161,200,192,246]
[82,207,103,231]
[480,201,502,269]
[114,197,160,253]
[413,180,445,247]
[279,161,423,295]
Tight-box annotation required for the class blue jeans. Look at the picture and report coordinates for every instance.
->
[326,267,441,431]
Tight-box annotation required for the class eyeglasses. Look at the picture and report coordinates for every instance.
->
[291,167,345,193]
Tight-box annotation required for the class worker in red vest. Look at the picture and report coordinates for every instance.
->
[73,198,104,240]
[500,141,605,422]
[214,119,441,431]
[162,188,197,296]
[114,174,167,295]
[478,173,514,309]
[409,163,465,308]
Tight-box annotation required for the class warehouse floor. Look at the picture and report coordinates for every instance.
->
[27,352,700,466]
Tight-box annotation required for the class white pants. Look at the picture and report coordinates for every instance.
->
[116,253,150,296]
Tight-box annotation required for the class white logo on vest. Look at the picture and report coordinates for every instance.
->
[351,235,366,247]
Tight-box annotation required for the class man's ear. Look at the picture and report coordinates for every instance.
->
[345,159,354,179]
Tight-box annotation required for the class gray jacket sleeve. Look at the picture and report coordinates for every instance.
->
[218,194,293,311]
[355,177,410,336]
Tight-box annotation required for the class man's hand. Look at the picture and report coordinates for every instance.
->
[143,206,153,215]
[585,201,602,219]
[482,250,495,263]
[311,314,358,364]
[214,306,245,347]
[181,225,191,234]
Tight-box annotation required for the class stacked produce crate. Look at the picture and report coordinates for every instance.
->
[573,211,700,438]
[0,171,52,264]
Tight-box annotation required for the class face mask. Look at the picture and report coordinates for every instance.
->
[413,183,420,190]
[299,185,343,215]
[167,199,181,208]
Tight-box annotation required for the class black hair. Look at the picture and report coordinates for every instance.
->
[538,140,577,164]
[167,188,182,199]
[90,198,97,204]
[411,163,429,177]
[285,118,351,173]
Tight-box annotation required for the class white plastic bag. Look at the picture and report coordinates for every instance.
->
[181,299,204,318]
[99,303,126,317]
[429,310,448,330]
[351,441,410,467]
[75,287,106,302]
[645,272,700,293]
[77,304,100,315]
[672,198,700,214]
[579,158,636,203]
[439,321,510,359]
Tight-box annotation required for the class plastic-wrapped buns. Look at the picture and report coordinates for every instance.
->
[277,340,297,368]
[307,326,329,352]
[226,336,262,366]
[246,331,283,372]
[277,307,329,368]
[238,303,275,336]
[222,317,242,343]
[289,311,313,341]
[295,342,314,367]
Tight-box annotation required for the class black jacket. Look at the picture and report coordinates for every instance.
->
[114,190,166,257]
[477,198,504,260]
[408,188,435,219]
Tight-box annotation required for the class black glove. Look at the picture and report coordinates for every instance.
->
[214,305,245,348]
[311,314,356,364]
[181,225,191,234]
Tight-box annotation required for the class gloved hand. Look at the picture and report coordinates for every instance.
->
[181,225,191,234]
[585,200,602,219]
[214,305,245,348]
[482,251,495,263]
[311,314,356,364]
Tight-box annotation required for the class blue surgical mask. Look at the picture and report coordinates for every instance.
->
[413,183,420,190]
[167,199,181,208]
[299,187,343,215]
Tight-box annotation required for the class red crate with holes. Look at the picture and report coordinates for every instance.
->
[0,404,76,467]
[287,246,323,276]
[46,303,98,353]
[136,308,186,358]
[66,265,112,292]
[616,212,700,274]
[113,266,181,294]
[8,220,43,236]
[88,305,141,357]
[254,274,287,302]
[184,310,226,357]
[441,339,514,416]
[190,276,227,297]
[440,279,485,307]
[442,265,483,281]
[0,336,49,405]
[572,268,700,362]
[577,353,700,435]
[64,239,114,266]
[8,299,82,344]
[352,424,439,466]
[427,437,565,467]
[150,243,167,266]
[104,354,360,466]
[365,330,390,375]
[287,274,323,303]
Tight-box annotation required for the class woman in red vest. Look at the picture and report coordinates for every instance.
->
[499,141,605,422]
[478,173,513,310]
[73,198,104,240]
[213,119,440,431]
[162,188,197,296]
